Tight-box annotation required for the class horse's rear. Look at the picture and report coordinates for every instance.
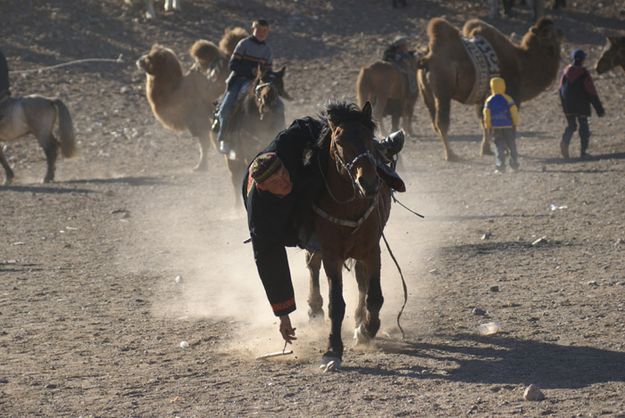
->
[0,95,76,184]
[356,60,417,135]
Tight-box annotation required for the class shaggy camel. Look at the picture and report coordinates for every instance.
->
[418,17,562,161]
[137,44,215,171]
[189,27,248,101]
[356,56,418,136]
[596,36,625,75]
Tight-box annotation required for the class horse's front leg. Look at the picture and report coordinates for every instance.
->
[0,146,15,185]
[306,251,324,321]
[363,250,384,340]
[321,255,345,369]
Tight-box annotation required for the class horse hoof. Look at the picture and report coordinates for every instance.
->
[320,353,342,372]
[308,308,325,323]
[43,177,54,184]
[481,147,494,156]
[354,324,372,345]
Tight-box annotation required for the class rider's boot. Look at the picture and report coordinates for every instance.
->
[376,129,405,162]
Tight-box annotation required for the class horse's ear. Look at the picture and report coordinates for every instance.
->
[607,36,617,45]
[362,101,373,119]
[278,66,286,77]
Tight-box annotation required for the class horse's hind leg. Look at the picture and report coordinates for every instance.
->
[306,251,324,321]
[193,134,210,172]
[0,146,15,185]
[390,112,400,133]
[38,134,58,183]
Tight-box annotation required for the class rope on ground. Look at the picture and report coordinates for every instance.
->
[9,55,125,75]
[381,231,408,340]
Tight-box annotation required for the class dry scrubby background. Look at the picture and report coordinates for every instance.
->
[1,0,625,416]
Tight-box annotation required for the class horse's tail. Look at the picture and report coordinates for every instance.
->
[52,99,76,158]
[356,67,371,108]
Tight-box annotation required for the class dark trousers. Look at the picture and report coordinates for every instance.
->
[493,127,518,170]
[562,115,590,154]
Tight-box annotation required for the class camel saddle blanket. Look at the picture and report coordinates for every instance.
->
[461,35,500,104]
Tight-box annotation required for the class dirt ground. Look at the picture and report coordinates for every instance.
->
[2,0,625,416]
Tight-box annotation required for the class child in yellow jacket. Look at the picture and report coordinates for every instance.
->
[483,77,520,173]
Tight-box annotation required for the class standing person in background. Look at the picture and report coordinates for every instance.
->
[559,49,605,160]
[0,49,11,101]
[483,77,520,173]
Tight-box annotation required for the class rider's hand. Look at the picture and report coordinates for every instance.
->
[279,315,297,344]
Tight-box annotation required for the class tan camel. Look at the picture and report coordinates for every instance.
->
[418,17,562,161]
[596,36,625,75]
[137,44,215,171]
[189,27,248,102]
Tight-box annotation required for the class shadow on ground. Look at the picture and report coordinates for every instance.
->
[349,334,625,389]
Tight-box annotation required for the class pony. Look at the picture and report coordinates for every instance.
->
[137,44,215,171]
[306,101,392,369]
[0,96,76,184]
[418,17,562,161]
[596,36,625,75]
[356,55,418,136]
[224,67,291,206]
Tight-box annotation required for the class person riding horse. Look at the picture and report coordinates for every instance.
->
[213,19,284,159]
[0,49,11,102]
[243,104,405,343]
[382,36,417,95]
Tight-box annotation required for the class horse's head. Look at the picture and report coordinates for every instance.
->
[596,36,625,74]
[254,66,291,119]
[326,101,379,198]
[136,44,183,79]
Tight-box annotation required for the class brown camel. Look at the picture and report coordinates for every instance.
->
[189,27,248,101]
[137,44,215,171]
[596,36,625,75]
[418,17,562,161]
[356,56,418,136]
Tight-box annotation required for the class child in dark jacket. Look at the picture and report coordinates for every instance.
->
[484,77,520,173]
[559,49,605,160]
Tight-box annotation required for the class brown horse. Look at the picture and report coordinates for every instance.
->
[225,67,291,206]
[306,102,392,369]
[356,57,418,136]
[0,96,76,184]
[596,36,625,75]
[418,17,562,161]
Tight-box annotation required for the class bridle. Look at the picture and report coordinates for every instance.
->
[254,81,275,120]
[313,126,381,233]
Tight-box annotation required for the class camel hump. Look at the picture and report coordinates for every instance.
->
[189,39,221,68]
[427,18,460,50]
[219,26,249,56]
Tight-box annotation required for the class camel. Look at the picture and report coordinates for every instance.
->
[418,17,562,161]
[189,26,248,100]
[137,44,215,171]
[596,36,625,75]
[356,56,418,136]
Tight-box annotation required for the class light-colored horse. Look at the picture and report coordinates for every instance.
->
[0,96,76,184]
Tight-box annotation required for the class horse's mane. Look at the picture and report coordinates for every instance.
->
[316,101,376,148]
